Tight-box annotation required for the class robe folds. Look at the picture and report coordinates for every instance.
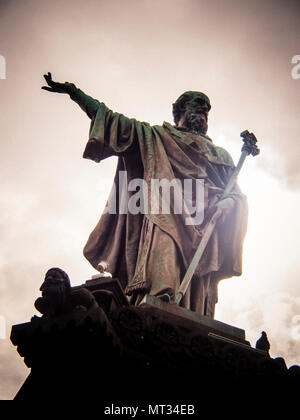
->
[81,101,248,314]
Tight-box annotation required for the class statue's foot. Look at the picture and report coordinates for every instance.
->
[155,293,171,303]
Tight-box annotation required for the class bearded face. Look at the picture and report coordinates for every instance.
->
[35,268,71,316]
[173,92,211,136]
[181,108,208,135]
[40,268,71,306]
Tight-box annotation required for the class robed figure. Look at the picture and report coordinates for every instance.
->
[42,73,248,318]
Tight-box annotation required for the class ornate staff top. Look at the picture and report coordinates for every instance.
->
[240,130,260,156]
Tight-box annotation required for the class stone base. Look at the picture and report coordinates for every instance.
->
[145,294,249,345]
[11,276,300,401]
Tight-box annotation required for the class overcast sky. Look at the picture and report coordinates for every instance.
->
[1,0,300,399]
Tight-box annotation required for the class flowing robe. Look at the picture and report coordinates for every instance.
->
[70,89,248,316]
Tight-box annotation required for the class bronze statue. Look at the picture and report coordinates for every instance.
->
[42,72,248,318]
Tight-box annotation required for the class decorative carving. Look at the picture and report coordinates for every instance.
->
[69,288,99,311]
[34,268,71,317]
[240,130,260,156]
[34,267,100,317]
[11,280,300,400]
[190,335,213,358]
[155,322,178,346]
[118,308,143,333]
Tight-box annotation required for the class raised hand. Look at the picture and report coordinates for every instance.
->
[41,72,74,94]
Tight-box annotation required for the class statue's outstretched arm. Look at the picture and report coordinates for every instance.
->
[42,72,99,119]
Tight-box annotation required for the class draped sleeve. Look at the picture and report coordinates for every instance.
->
[83,103,142,163]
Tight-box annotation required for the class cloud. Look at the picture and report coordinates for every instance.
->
[0,340,28,400]
[244,293,300,366]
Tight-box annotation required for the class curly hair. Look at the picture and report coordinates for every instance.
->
[172,91,211,125]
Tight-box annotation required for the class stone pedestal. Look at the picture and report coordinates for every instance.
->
[11,277,300,401]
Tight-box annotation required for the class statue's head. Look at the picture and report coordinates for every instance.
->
[40,267,71,297]
[172,91,211,135]
[35,267,71,316]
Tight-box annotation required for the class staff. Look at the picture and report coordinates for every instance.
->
[175,130,260,305]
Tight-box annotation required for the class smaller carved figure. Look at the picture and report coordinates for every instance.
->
[69,287,99,311]
[34,267,71,317]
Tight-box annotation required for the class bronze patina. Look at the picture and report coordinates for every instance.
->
[42,72,249,318]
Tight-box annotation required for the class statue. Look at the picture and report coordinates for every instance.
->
[42,72,248,318]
